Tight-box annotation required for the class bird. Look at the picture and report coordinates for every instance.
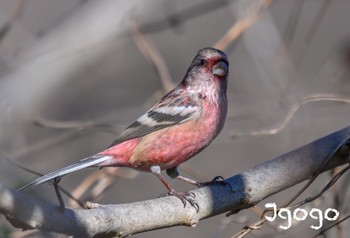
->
[18,47,229,210]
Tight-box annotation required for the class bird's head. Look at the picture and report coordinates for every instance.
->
[181,47,229,95]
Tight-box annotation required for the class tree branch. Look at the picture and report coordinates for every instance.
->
[2,126,350,237]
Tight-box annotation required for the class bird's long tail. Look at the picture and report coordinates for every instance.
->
[17,155,113,191]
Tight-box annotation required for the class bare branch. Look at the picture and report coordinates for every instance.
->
[1,126,350,237]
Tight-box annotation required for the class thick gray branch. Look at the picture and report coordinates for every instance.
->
[1,126,350,237]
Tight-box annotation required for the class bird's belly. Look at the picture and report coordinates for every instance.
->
[128,120,215,171]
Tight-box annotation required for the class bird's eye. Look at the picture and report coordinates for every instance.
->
[199,59,206,66]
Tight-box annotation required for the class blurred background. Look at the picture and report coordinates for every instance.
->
[1,0,350,237]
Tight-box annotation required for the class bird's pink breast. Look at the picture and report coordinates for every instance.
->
[99,103,223,171]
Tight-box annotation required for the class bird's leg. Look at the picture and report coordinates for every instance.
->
[150,165,198,211]
[167,166,232,190]
[53,177,65,212]
[166,166,201,186]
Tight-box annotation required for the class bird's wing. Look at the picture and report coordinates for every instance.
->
[108,89,200,147]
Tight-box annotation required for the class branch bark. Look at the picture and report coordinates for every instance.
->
[1,126,350,237]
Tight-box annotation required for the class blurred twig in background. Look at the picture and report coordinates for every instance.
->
[141,0,230,33]
[214,0,272,50]
[1,153,85,208]
[0,0,27,45]
[69,167,138,208]
[231,94,350,139]
[131,20,175,92]
[283,0,305,50]
[32,0,90,38]
[294,0,333,74]
[30,116,118,135]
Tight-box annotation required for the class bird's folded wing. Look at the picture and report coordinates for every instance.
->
[108,103,200,147]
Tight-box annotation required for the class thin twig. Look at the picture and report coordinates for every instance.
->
[293,0,333,77]
[331,167,343,238]
[130,20,175,92]
[30,116,118,135]
[1,154,85,208]
[231,164,350,238]
[35,0,90,37]
[214,0,273,51]
[53,177,65,211]
[89,175,115,201]
[288,165,350,210]
[69,170,105,208]
[0,0,27,44]
[230,218,266,238]
[282,0,305,50]
[10,131,80,160]
[68,168,138,208]
[230,139,350,238]
[10,116,118,159]
[140,0,229,33]
[313,214,350,238]
[283,139,350,208]
[231,94,350,139]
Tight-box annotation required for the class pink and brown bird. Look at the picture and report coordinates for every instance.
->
[18,47,229,209]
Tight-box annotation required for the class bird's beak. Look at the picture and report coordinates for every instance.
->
[212,61,228,77]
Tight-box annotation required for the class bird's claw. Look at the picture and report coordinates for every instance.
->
[160,190,199,212]
[197,176,233,191]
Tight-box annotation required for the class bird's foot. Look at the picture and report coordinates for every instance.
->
[196,176,232,190]
[160,189,199,212]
